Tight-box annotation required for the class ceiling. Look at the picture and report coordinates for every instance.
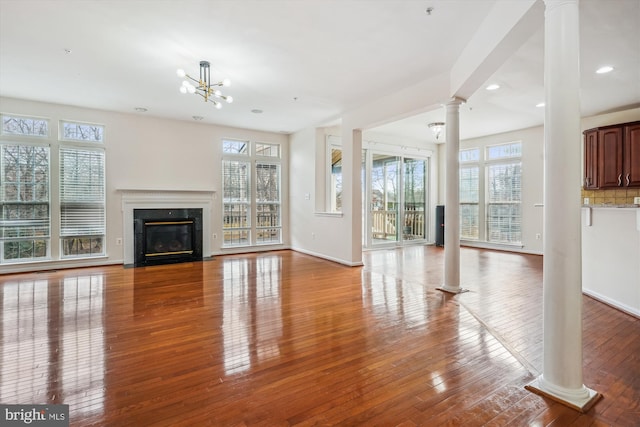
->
[1,0,638,144]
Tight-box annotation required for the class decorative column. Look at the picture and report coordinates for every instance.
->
[525,0,601,411]
[438,97,467,294]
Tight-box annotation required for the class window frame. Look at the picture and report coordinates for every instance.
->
[222,139,282,248]
[459,148,480,240]
[484,142,522,245]
[59,145,106,259]
[326,135,342,213]
[0,142,51,263]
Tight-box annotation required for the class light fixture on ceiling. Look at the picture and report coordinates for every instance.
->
[177,61,233,109]
[486,83,500,91]
[428,122,445,140]
[596,65,614,74]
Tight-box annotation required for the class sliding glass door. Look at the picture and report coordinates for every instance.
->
[364,151,428,247]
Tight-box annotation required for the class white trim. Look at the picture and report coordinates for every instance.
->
[582,288,640,318]
[291,246,364,267]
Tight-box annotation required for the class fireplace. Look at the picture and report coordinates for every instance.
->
[134,208,203,266]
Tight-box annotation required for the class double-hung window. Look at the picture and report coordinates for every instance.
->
[0,114,51,263]
[59,147,105,257]
[486,142,522,244]
[222,139,282,247]
[59,120,105,258]
[459,148,480,240]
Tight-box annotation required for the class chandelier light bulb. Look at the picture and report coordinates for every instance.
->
[177,60,233,108]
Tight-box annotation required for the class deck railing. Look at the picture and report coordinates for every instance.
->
[371,210,425,240]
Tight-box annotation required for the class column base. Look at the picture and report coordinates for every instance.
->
[525,376,602,413]
[436,285,469,294]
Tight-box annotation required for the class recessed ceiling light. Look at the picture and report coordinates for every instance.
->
[486,84,500,91]
[536,102,545,108]
[596,65,614,74]
[251,109,263,114]
[134,107,147,112]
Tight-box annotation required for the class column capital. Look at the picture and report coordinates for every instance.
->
[445,96,467,107]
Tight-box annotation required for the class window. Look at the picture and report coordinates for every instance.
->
[0,143,50,262]
[256,163,281,244]
[459,148,479,240]
[59,148,105,257]
[223,159,251,246]
[1,114,48,137]
[60,120,105,143]
[327,136,342,212]
[460,166,479,239]
[486,143,522,244]
[222,139,282,247]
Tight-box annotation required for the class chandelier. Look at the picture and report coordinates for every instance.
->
[177,61,233,109]
[428,122,445,140]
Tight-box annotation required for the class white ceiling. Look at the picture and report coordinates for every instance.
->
[1,0,638,144]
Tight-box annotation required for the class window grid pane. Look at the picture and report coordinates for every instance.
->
[460,204,479,240]
[255,143,280,158]
[223,159,251,246]
[222,139,249,155]
[61,121,104,143]
[256,162,281,244]
[487,161,521,244]
[1,144,50,262]
[1,114,48,137]
[460,165,479,240]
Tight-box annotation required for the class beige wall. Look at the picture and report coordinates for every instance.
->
[0,96,289,273]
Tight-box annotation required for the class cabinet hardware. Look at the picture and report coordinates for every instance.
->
[618,174,622,186]
[627,174,630,186]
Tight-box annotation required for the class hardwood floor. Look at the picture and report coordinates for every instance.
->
[1,247,638,426]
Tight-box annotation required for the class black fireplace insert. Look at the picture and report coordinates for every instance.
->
[133,208,203,266]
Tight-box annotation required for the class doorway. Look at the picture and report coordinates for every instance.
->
[363,150,429,248]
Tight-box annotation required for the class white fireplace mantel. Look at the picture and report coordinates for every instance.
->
[119,189,215,265]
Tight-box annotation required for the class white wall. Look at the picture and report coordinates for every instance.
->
[582,207,640,316]
[0,96,289,273]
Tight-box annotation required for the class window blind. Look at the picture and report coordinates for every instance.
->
[59,148,105,236]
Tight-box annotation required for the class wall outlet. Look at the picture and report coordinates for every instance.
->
[634,197,640,205]
[583,197,590,205]
[213,233,217,239]
[536,233,541,240]
[116,237,122,245]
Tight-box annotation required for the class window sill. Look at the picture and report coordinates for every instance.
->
[314,212,343,218]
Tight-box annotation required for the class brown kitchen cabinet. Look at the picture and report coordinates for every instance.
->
[583,129,598,189]
[583,121,640,189]
[624,122,640,187]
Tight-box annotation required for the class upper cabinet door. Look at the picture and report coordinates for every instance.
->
[583,129,599,189]
[598,127,624,188]
[624,123,640,187]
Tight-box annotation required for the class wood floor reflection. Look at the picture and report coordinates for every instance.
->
[1,247,638,426]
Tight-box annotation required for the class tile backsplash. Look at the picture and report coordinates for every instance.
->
[581,187,640,205]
